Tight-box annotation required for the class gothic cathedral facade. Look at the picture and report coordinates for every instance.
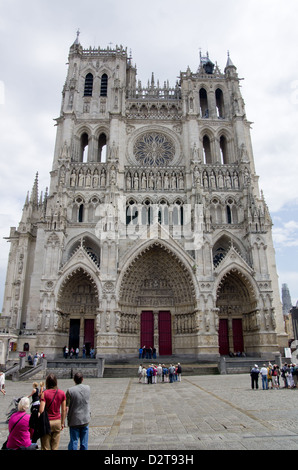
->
[0,35,288,361]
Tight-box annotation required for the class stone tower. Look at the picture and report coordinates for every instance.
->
[0,34,287,361]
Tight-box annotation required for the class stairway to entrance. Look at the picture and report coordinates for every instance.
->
[103,355,220,378]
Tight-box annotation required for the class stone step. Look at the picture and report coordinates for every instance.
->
[103,364,219,378]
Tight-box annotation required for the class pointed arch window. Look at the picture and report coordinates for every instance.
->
[215,88,224,118]
[80,133,89,162]
[141,200,153,225]
[199,88,209,118]
[98,133,107,162]
[172,200,184,226]
[126,200,138,225]
[158,200,169,225]
[84,73,93,96]
[203,135,212,164]
[220,135,228,164]
[100,74,108,96]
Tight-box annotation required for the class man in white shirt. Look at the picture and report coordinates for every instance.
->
[260,364,268,390]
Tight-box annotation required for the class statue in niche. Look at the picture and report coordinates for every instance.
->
[70,170,76,187]
[210,172,216,189]
[171,173,176,189]
[218,171,224,189]
[141,173,147,190]
[156,172,162,190]
[126,172,132,189]
[178,172,184,190]
[134,172,139,190]
[149,172,154,190]
[100,169,106,187]
[93,169,99,187]
[78,171,84,187]
[85,169,91,187]
[164,172,169,189]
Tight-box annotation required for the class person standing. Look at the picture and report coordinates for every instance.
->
[260,364,268,390]
[177,363,182,382]
[146,365,153,384]
[28,381,40,443]
[250,364,260,389]
[66,372,90,450]
[0,371,5,395]
[39,373,66,450]
[169,364,175,383]
[138,364,143,383]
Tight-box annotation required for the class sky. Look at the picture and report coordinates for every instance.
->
[0,0,298,309]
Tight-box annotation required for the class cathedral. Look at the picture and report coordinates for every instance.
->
[0,34,288,362]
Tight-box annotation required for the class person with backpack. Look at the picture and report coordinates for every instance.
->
[146,366,153,384]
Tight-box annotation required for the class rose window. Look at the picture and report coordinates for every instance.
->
[134,132,175,166]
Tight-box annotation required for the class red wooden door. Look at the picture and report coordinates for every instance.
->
[159,311,172,355]
[219,319,229,355]
[232,319,244,353]
[84,319,94,350]
[140,311,154,349]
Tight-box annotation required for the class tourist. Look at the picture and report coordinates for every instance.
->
[157,364,163,383]
[281,363,289,388]
[0,371,5,395]
[260,364,268,390]
[138,347,143,359]
[27,382,40,443]
[39,373,66,450]
[6,397,38,450]
[267,363,273,389]
[146,365,153,384]
[33,353,39,367]
[66,372,90,450]
[292,363,298,388]
[169,364,175,383]
[177,363,182,382]
[287,364,295,388]
[272,365,280,388]
[138,364,143,383]
[142,366,147,384]
[163,365,169,382]
[250,364,260,389]
[152,365,157,383]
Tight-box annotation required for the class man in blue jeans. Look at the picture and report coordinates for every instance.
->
[260,364,268,390]
[66,372,90,450]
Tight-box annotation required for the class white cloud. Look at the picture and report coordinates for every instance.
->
[0,0,298,305]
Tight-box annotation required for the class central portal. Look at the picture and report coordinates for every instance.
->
[140,310,172,355]
[119,242,196,356]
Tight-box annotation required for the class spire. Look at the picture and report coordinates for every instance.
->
[225,51,237,75]
[30,172,39,206]
[74,29,80,45]
[225,50,235,68]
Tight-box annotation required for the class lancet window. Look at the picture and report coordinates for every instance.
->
[84,73,93,96]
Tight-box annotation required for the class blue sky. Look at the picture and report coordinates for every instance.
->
[0,0,298,307]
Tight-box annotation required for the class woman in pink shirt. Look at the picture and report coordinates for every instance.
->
[7,397,37,450]
[39,373,66,450]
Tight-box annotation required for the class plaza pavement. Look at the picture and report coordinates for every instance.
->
[1,372,298,451]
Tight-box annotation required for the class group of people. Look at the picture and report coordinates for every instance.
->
[3,372,91,451]
[138,363,182,384]
[63,346,95,359]
[27,352,45,367]
[138,346,157,360]
[250,362,298,390]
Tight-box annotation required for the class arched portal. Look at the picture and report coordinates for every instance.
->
[119,243,196,355]
[216,269,256,355]
[57,268,99,356]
